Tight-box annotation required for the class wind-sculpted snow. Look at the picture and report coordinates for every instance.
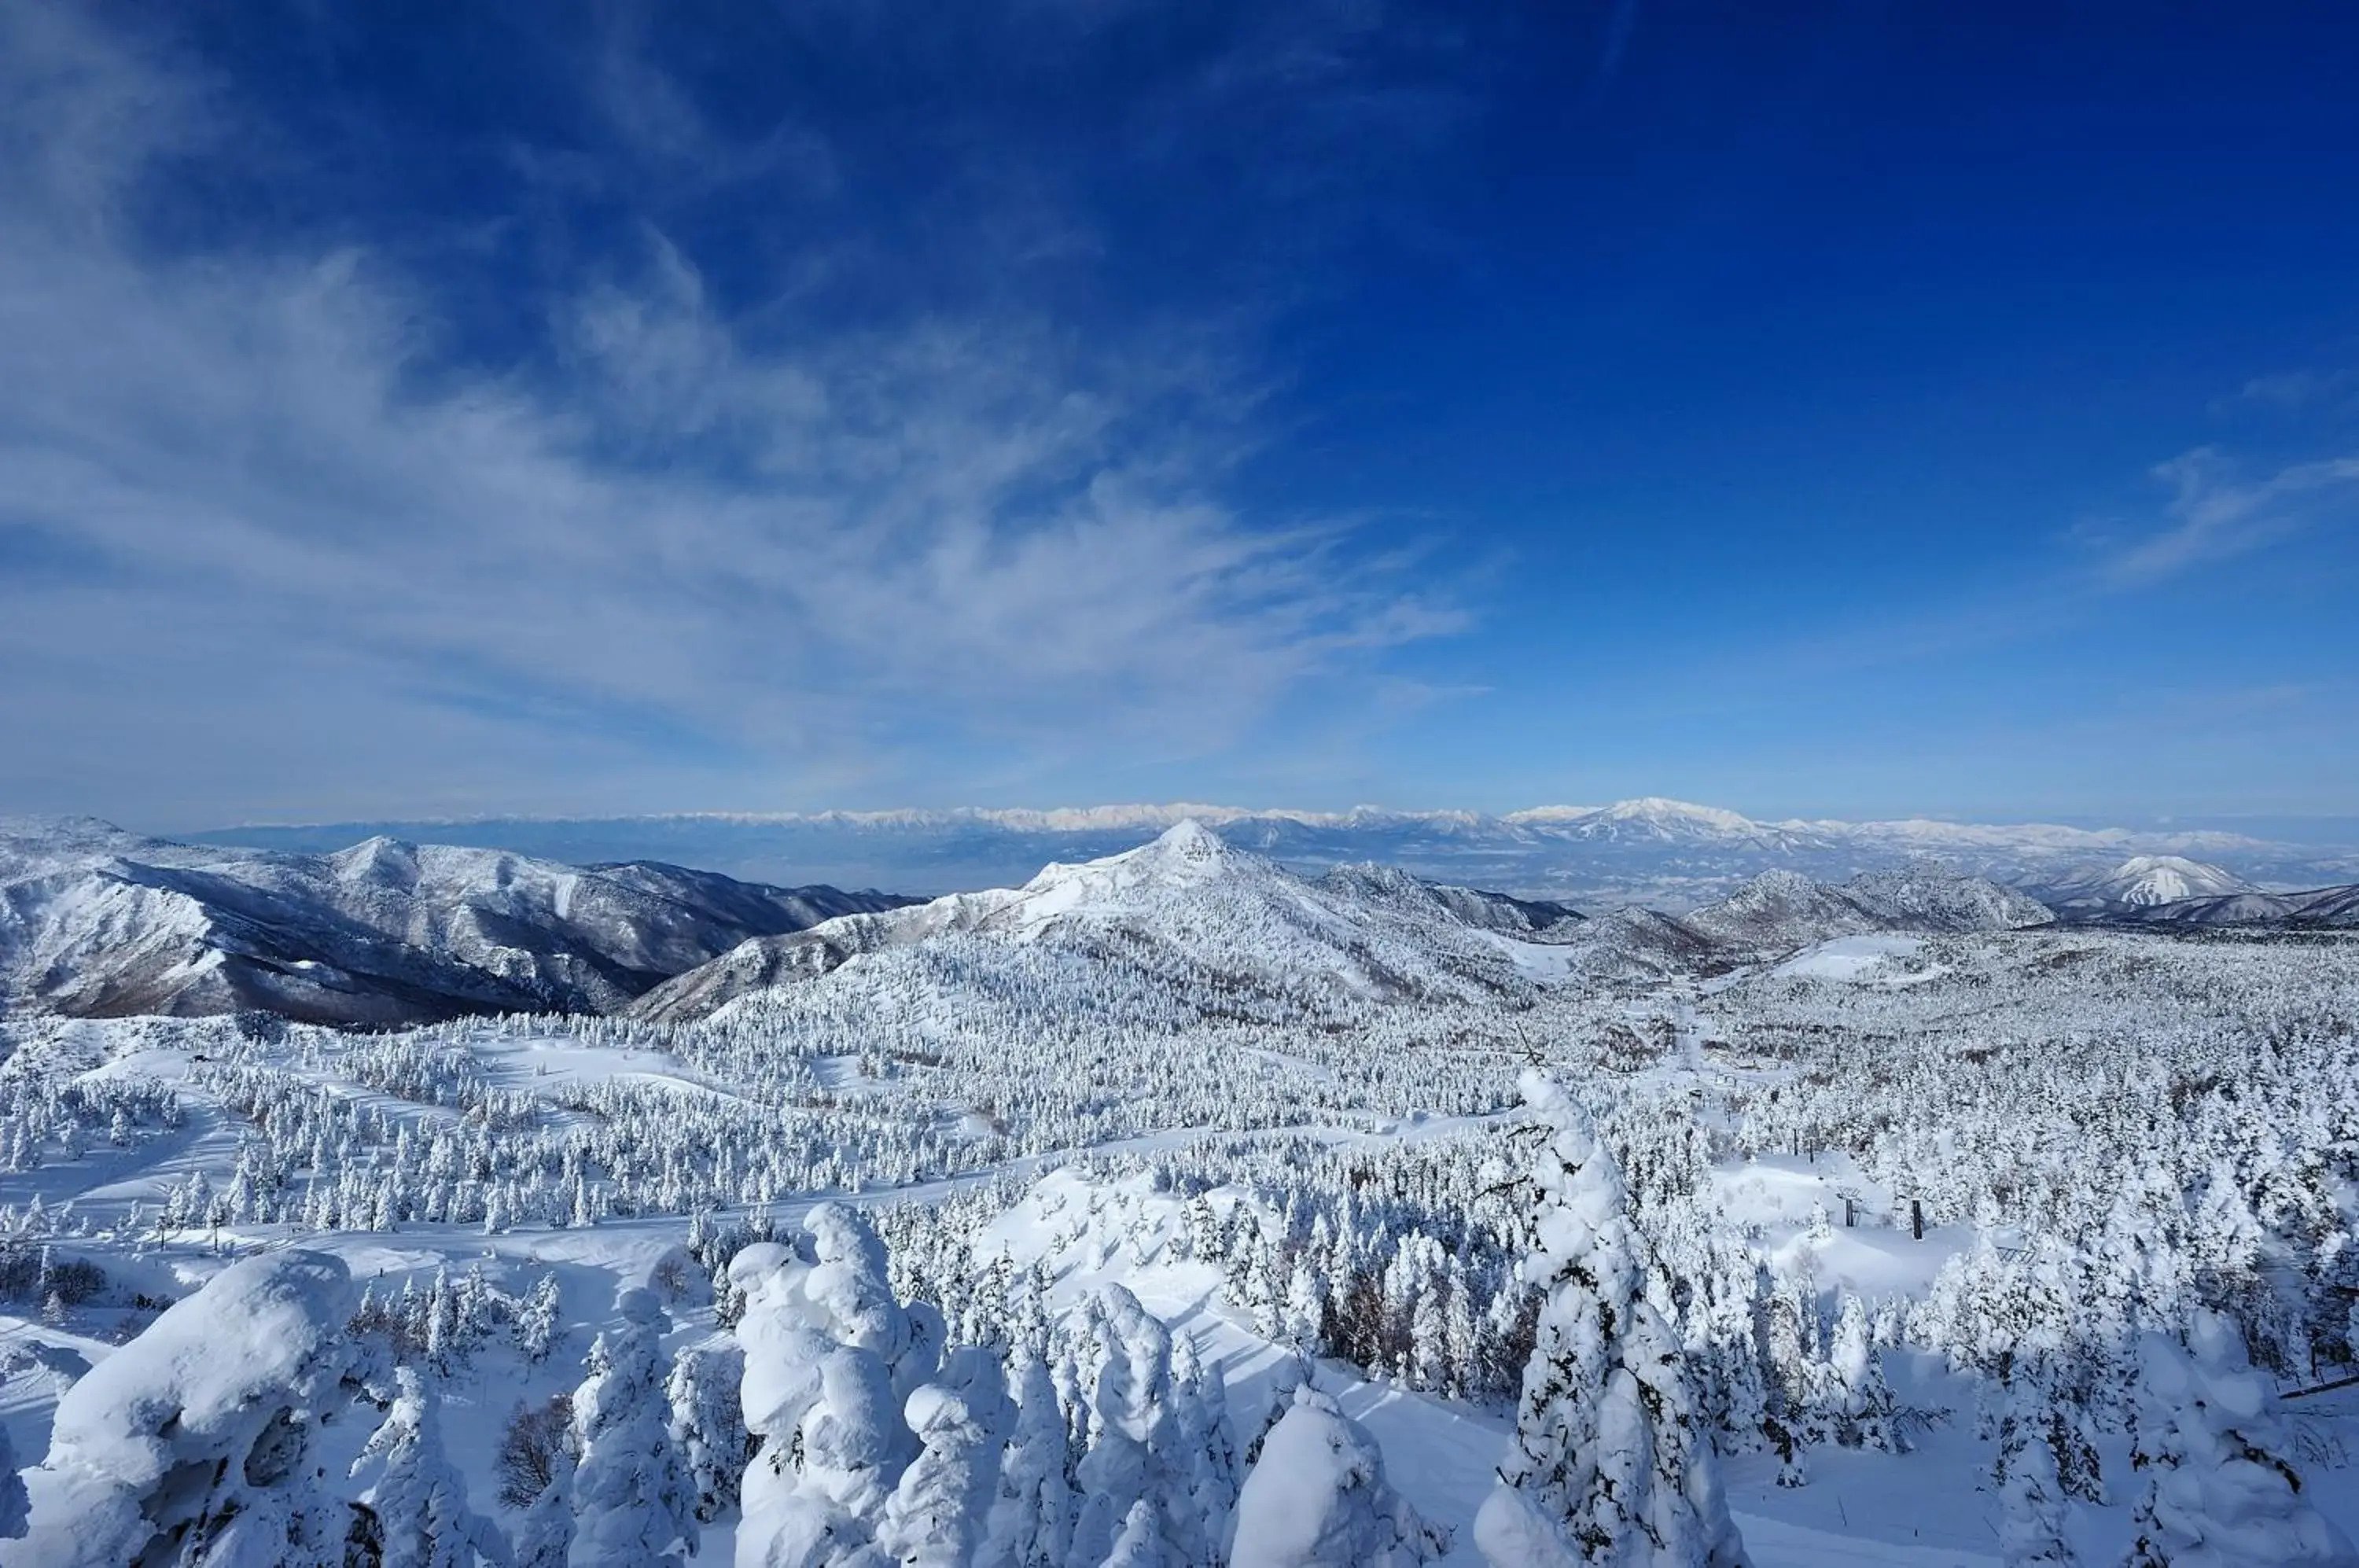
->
[18,1250,357,1566]
[0,816,916,1025]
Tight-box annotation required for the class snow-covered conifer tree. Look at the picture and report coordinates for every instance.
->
[1994,1370,2077,1568]
[1230,1386,1445,1568]
[986,1344,1074,1568]
[0,1417,27,1540]
[1827,1293,1903,1452]
[571,1288,698,1568]
[1283,1261,1326,1355]
[1475,1071,1750,1568]
[734,1206,922,1568]
[1410,1281,1450,1393]
[876,1345,1012,1567]
[2123,1311,2357,1567]
[351,1366,512,1568]
[1170,1334,1241,1551]
[1071,1286,1182,1566]
[1103,1499,1165,1568]
[670,1344,750,1523]
[517,1272,563,1364]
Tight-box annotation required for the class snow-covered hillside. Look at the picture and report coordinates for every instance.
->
[633,823,1581,1024]
[1840,859,2055,932]
[0,818,915,1025]
[1681,862,2051,954]
[2034,853,2258,916]
[639,831,2077,1026]
[2117,880,2359,929]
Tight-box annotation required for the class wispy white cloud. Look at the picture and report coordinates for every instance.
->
[2103,447,2359,585]
[0,2,1467,821]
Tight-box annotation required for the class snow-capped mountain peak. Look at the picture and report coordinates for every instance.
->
[326,834,424,889]
[632,824,1581,1022]
[1005,818,1253,918]
[2107,855,2250,906]
[1126,817,1228,874]
[2038,854,2258,915]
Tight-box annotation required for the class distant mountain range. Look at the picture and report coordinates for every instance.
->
[182,797,2359,907]
[2114,883,2359,930]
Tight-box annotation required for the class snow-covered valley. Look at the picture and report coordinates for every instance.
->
[2,823,2357,1566]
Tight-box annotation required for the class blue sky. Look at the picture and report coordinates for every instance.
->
[2,2,2355,828]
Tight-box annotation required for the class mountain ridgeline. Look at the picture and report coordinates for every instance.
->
[627,829,2058,1024]
[0,817,917,1026]
[182,797,2357,907]
[4,815,2352,1029]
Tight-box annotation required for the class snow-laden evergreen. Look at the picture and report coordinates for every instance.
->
[1477,1071,1749,1568]
[351,1366,513,1568]
[1228,1386,1444,1567]
[1995,1364,2079,1568]
[734,1205,926,1566]
[0,1415,25,1542]
[671,1345,752,1525]
[570,1288,699,1568]
[2122,1310,2357,1567]
[875,1345,1012,1567]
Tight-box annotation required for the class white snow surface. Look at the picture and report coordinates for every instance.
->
[1772,934,1932,984]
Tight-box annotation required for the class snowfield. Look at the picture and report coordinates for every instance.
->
[1770,936,1932,985]
[0,823,2355,1565]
